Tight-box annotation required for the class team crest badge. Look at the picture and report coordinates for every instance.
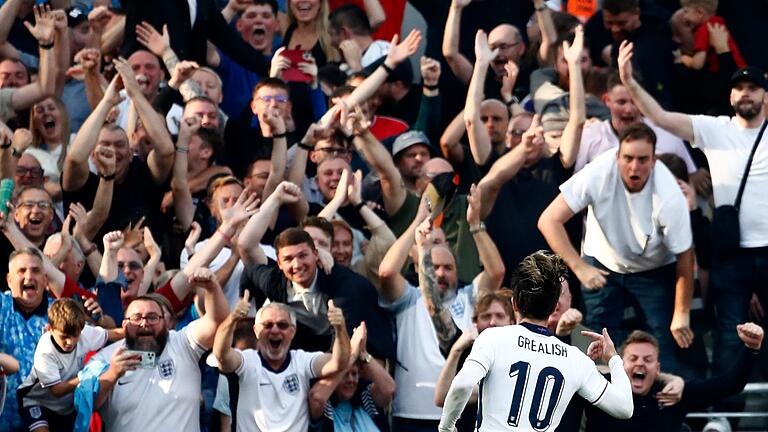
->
[282,374,300,394]
[158,359,175,378]
[30,406,41,419]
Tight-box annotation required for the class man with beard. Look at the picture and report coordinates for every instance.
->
[617,41,768,379]
[92,267,228,432]
[582,324,763,431]
[213,297,350,431]
[539,122,695,377]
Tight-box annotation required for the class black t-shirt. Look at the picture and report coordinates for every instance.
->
[62,157,168,242]
[376,86,423,127]
[485,155,580,285]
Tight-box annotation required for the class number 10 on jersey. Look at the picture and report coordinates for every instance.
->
[507,361,565,430]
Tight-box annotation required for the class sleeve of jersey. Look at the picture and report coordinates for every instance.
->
[156,279,193,314]
[559,166,595,214]
[58,276,97,300]
[692,24,710,53]
[438,360,488,432]
[35,347,62,387]
[81,325,109,351]
[579,355,633,419]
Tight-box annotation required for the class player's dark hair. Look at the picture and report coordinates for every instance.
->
[509,251,567,320]
[233,317,258,349]
[249,0,279,15]
[603,0,639,14]
[252,77,289,99]
[620,330,660,356]
[618,122,656,151]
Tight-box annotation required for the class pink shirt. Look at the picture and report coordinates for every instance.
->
[575,119,697,173]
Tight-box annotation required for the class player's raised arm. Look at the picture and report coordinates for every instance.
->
[438,359,488,432]
[580,328,634,419]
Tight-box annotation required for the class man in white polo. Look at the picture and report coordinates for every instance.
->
[538,122,694,377]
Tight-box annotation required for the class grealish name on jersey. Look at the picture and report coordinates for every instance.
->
[518,335,568,357]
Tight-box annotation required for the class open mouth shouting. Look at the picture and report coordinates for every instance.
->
[21,282,38,295]
[631,369,647,389]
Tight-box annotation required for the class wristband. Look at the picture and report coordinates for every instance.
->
[99,172,116,181]
[39,41,54,50]
[11,147,22,158]
[469,222,486,234]
[217,227,233,244]
[0,142,10,149]
[353,202,365,212]
[176,147,189,154]
[271,131,287,139]
[298,142,314,151]
[83,244,98,257]
[535,4,547,11]
[381,62,394,75]
[423,83,439,91]
[505,96,520,107]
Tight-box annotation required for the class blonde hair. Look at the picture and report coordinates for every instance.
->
[29,96,69,171]
[287,0,338,62]
[679,0,718,14]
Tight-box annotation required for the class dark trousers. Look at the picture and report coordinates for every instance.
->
[581,256,686,375]
[392,417,440,432]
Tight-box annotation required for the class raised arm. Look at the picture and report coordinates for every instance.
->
[63,74,123,192]
[50,9,69,96]
[466,184,504,292]
[99,231,123,283]
[464,30,498,165]
[86,145,116,238]
[75,48,107,110]
[346,105,406,216]
[477,115,541,218]
[0,0,23,47]
[318,169,350,220]
[312,300,351,378]
[363,0,386,30]
[415,217,460,352]
[135,22,180,81]
[213,291,250,374]
[534,0,558,64]
[440,111,467,164]
[172,117,198,232]
[377,196,429,303]
[237,182,302,265]
[70,203,102,276]
[442,0,473,85]
[1,218,65,296]
[260,108,288,201]
[187,268,229,349]
[112,57,174,183]
[538,193,609,290]
[139,228,162,296]
[618,41,693,142]
[12,5,56,111]
[435,326,478,406]
[559,25,586,169]
[581,329,634,419]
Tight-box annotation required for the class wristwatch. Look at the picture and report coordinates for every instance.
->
[469,222,486,234]
[359,353,372,364]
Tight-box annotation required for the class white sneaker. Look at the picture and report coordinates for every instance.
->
[702,417,732,432]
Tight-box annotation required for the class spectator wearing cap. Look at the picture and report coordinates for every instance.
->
[392,130,434,195]
[617,40,768,378]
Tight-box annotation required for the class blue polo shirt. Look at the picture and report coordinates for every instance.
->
[0,291,54,430]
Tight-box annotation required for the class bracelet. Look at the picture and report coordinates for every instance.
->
[469,222,486,234]
[176,147,189,154]
[0,142,10,149]
[423,83,439,91]
[354,202,365,212]
[381,62,394,75]
[83,244,98,257]
[271,131,287,139]
[217,227,233,244]
[98,172,116,181]
[505,96,520,107]
[39,41,54,50]
[298,142,314,151]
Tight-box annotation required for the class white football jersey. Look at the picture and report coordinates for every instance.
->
[467,323,611,431]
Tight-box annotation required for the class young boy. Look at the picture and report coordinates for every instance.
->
[679,0,746,72]
[17,298,119,432]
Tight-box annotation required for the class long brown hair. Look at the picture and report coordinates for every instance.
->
[286,0,338,62]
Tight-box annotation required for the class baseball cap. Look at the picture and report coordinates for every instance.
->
[391,130,431,157]
[730,66,768,90]
[66,7,88,28]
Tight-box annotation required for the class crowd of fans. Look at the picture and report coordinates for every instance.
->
[0,0,766,430]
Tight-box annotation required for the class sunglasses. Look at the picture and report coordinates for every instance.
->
[118,261,143,271]
[259,321,292,330]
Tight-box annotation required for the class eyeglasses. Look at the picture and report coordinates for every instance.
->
[118,261,143,271]
[489,41,521,51]
[18,200,52,210]
[16,167,44,178]
[315,147,350,156]
[507,128,526,137]
[256,95,288,103]
[259,320,292,330]
[125,313,162,325]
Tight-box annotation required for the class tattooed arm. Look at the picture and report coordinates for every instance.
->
[415,218,459,353]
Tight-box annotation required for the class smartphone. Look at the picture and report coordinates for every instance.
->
[280,49,314,84]
[124,350,156,369]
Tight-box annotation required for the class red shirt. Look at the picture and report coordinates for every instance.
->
[328,0,406,41]
[369,115,408,142]
[692,16,746,73]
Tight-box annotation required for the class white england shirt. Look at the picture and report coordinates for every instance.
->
[93,327,207,432]
[467,324,613,431]
[233,348,322,432]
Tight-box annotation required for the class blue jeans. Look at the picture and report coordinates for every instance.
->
[710,247,768,373]
[581,256,685,375]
